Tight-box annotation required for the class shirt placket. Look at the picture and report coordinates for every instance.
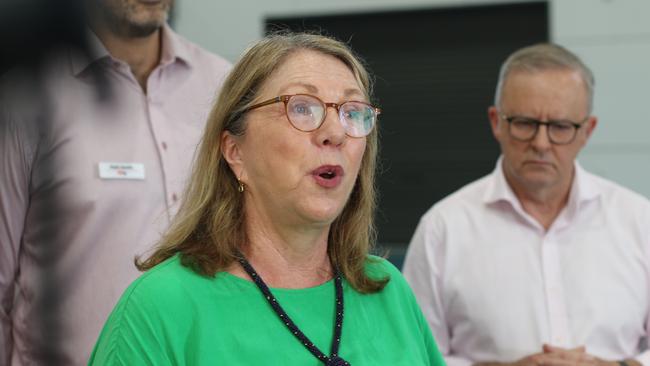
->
[145,66,178,219]
[541,235,572,347]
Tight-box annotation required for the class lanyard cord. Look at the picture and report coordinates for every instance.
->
[237,255,350,366]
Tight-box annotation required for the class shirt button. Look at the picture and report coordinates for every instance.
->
[161,142,167,150]
[172,193,178,202]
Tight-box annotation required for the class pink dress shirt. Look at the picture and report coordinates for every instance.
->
[0,25,231,365]
[403,158,650,366]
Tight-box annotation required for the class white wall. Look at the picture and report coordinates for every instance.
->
[551,0,650,198]
[174,0,650,198]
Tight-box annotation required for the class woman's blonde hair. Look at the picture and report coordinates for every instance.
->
[137,32,387,293]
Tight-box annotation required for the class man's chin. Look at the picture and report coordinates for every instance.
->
[522,160,555,169]
[520,173,559,190]
[123,20,164,38]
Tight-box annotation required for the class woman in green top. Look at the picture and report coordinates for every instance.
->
[89,32,445,366]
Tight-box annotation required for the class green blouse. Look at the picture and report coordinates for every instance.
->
[89,255,445,365]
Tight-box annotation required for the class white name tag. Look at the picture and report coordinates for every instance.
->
[98,162,145,180]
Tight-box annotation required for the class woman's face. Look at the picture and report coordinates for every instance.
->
[224,50,368,230]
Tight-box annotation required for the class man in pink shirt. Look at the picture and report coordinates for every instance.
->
[404,44,650,366]
[0,0,230,364]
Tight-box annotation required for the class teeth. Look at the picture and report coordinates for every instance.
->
[320,171,335,179]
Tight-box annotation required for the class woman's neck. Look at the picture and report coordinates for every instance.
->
[230,213,333,289]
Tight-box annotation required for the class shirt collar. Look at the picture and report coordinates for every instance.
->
[483,156,518,206]
[483,156,601,209]
[566,160,600,216]
[159,24,191,67]
[70,24,190,77]
[69,30,110,77]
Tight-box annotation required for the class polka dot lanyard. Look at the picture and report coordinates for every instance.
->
[237,255,350,366]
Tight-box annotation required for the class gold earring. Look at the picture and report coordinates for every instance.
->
[237,179,245,193]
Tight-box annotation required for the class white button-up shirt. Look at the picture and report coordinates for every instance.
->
[403,158,650,366]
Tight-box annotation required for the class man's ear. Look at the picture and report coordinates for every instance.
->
[488,106,502,141]
[221,131,244,178]
[584,115,598,140]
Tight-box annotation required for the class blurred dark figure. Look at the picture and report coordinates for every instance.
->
[0,0,88,74]
[1,2,95,365]
[0,0,231,364]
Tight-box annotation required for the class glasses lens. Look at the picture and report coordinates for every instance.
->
[509,117,538,140]
[548,121,576,144]
[340,102,376,137]
[286,95,324,131]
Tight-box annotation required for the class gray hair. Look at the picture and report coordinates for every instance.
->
[494,43,595,113]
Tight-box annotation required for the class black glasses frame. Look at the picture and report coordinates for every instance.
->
[501,114,588,145]
[242,94,381,138]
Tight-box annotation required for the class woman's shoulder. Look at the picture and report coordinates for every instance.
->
[89,256,206,364]
[360,256,445,366]
[118,255,211,310]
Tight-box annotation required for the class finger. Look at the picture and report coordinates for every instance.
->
[539,351,593,365]
[544,344,573,353]
[543,344,587,359]
[562,352,590,362]
[536,354,587,366]
[562,349,588,362]
[543,344,555,353]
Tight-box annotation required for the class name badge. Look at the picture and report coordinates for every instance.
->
[98,162,145,180]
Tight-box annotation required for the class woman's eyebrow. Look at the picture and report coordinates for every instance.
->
[278,83,364,99]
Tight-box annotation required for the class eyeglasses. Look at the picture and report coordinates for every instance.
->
[242,94,381,138]
[501,114,588,145]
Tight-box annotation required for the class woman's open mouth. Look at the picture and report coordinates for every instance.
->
[312,165,344,188]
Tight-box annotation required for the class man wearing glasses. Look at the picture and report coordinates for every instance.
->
[403,44,650,366]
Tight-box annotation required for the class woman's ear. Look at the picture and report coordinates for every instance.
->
[221,131,244,177]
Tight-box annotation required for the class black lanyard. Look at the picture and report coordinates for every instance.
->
[237,255,350,366]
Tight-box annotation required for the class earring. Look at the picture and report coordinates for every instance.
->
[237,179,245,193]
